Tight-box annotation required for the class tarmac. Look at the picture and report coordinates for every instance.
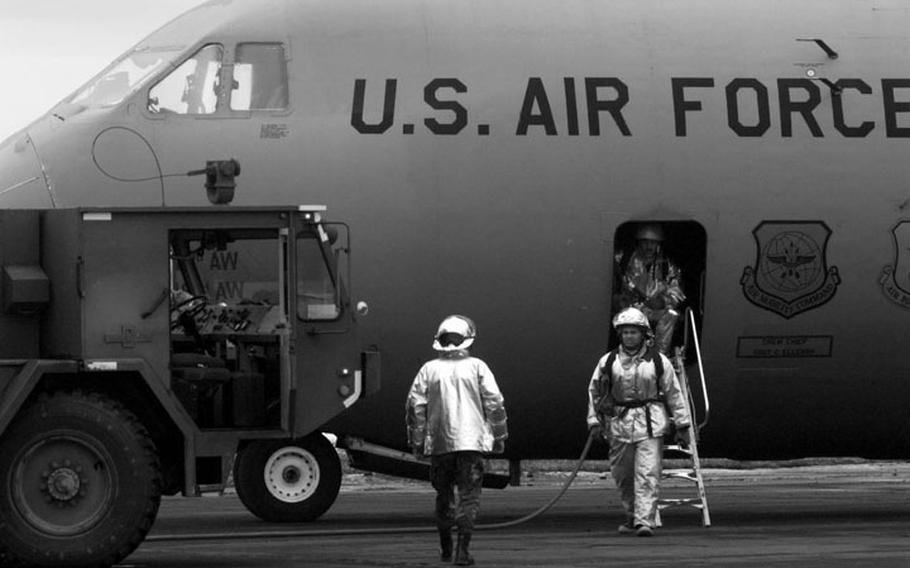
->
[119,460,910,567]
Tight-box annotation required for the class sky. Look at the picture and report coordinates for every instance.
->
[0,0,204,141]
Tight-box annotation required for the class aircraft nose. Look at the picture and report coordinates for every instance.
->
[0,131,56,207]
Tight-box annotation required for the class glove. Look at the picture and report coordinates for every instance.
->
[589,423,607,443]
[674,426,691,447]
[411,444,424,458]
[492,439,505,454]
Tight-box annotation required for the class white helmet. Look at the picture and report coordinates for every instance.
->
[432,315,476,351]
[635,224,665,242]
[612,307,651,331]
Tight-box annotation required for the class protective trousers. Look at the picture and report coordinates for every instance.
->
[609,436,663,529]
[640,307,678,355]
[431,451,485,534]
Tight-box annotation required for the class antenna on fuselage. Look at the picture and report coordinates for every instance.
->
[796,38,842,96]
[796,38,838,60]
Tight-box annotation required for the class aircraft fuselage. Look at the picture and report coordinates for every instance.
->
[2,0,910,461]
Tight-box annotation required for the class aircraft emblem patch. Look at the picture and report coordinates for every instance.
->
[741,221,840,319]
[880,221,910,308]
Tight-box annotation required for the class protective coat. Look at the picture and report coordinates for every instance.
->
[586,347,690,442]
[614,249,685,353]
[615,250,685,311]
[406,351,508,455]
[586,345,691,529]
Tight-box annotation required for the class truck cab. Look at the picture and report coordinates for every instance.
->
[0,204,378,567]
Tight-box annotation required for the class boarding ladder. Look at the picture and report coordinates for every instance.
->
[656,308,711,527]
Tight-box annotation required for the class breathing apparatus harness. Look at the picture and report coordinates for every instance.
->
[594,346,666,438]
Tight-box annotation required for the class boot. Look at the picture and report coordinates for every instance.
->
[454,533,474,566]
[438,528,453,561]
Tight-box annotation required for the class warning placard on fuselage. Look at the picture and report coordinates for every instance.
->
[736,336,833,358]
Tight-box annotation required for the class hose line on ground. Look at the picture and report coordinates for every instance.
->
[477,429,594,530]
[147,431,596,542]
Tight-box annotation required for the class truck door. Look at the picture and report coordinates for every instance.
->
[291,214,362,436]
[170,226,289,430]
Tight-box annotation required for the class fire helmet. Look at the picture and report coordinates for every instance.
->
[432,314,476,351]
[635,224,665,242]
[612,307,651,331]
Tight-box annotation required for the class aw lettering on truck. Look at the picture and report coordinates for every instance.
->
[0,201,378,567]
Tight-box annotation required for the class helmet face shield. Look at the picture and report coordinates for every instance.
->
[438,332,466,347]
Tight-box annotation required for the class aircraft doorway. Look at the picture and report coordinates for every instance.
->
[609,221,706,354]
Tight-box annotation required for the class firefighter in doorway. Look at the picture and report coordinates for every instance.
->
[406,315,508,565]
[614,223,685,355]
[587,308,691,536]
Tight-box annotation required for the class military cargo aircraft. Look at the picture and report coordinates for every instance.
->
[2,0,910,517]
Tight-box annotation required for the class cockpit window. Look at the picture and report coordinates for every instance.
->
[147,44,223,115]
[70,47,182,108]
[230,43,289,111]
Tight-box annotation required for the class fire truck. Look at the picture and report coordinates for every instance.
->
[0,198,378,566]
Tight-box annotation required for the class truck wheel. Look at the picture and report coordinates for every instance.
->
[234,434,341,522]
[0,391,161,567]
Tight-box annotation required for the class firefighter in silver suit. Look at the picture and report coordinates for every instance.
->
[406,315,508,565]
[587,308,691,536]
[614,224,685,354]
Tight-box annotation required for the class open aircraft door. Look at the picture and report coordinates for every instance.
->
[609,220,707,355]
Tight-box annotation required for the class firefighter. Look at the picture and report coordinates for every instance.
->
[406,315,508,565]
[614,223,685,354]
[587,307,691,536]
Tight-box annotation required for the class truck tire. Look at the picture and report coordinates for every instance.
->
[234,433,341,522]
[0,391,161,568]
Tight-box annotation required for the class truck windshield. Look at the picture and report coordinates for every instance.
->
[69,47,183,108]
[297,223,348,322]
[168,223,346,325]
[171,229,281,306]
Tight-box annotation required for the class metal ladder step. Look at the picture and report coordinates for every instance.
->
[657,440,711,527]
[656,348,711,527]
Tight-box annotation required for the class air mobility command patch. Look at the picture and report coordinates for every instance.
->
[880,221,910,308]
[741,221,840,319]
